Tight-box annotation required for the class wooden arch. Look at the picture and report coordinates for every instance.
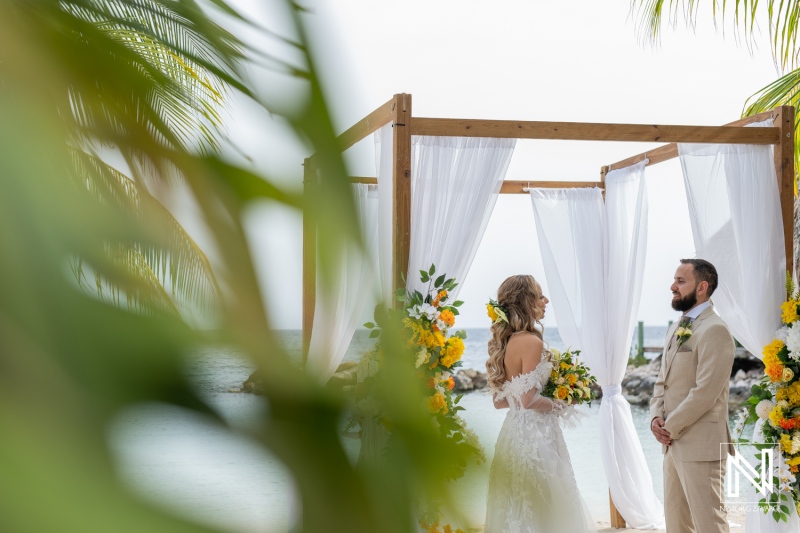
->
[303,93,794,528]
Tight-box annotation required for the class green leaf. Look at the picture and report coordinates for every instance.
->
[452,300,464,307]
[428,264,435,276]
[434,274,446,288]
[364,322,375,329]
[781,505,790,513]
[369,329,381,339]
[450,309,459,316]
[454,394,463,404]
[420,270,429,283]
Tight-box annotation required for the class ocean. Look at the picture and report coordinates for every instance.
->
[108,326,749,533]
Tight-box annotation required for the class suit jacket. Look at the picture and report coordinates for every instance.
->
[649,305,736,461]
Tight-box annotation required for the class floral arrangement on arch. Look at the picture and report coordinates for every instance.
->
[353,264,483,531]
[737,275,800,522]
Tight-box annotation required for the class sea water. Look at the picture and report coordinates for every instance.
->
[109,326,746,532]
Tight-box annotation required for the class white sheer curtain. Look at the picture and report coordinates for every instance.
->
[679,120,789,533]
[406,136,515,296]
[530,162,665,529]
[374,123,394,303]
[678,119,785,359]
[306,184,379,381]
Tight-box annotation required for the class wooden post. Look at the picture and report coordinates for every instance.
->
[301,158,316,365]
[610,489,626,528]
[773,106,796,283]
[392,93,412,300]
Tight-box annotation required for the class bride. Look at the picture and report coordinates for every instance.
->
[484,275,595,533]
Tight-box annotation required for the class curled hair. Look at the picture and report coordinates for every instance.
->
[486,275,545,390]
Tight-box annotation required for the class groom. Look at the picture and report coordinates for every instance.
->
[650,259,736,533]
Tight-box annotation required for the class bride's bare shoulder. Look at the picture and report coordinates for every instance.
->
[506,332,544,360]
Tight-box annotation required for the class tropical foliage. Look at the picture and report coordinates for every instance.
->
[1,1,455,532]
[631,0,800,188]
[354,265,484,529]
[737,275,800,521]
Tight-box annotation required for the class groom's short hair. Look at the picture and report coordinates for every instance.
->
[680,258,718,295]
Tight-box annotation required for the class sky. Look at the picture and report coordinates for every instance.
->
[211,0,783,329]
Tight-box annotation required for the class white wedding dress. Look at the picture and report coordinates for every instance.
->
[485,351,595,533]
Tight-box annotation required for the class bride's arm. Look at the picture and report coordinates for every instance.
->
[513,335,564,413]
[492,393,509,409]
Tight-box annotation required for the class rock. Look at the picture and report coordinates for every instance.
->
[328,365,358,388]
[462,368,478,379]
[472,372,488,390]
[637,376,657,393]
[624,378,642,391]
[734,369,747,382]
[336,361,358,372]
[452,371,474,392]
[242,370,265,395]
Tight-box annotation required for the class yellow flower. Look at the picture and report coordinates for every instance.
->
[433,331,445,348]
[782,433,794,453]
[427,391,448,414]
[770,405,785,427]
[560,362,570,371]
[787,456,800,466]
[785,367,796,382]
[440,337,465,368]
[556,386,569,400]
[550,369,559,380]
[782,300,800,324]
[486,304,498,322]
[764,339,786,361]
[566,374,578,385]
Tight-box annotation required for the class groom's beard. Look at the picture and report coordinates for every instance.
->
[671,289,698,312]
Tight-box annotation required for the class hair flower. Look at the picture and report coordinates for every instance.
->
[486,299,508,324]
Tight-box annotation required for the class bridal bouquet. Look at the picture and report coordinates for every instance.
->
[542,348,597,406]
[737,274,800,522]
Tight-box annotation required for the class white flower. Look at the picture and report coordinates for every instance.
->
[550,349,562,361]
[494,306,508,324]
[785,367,796,382]
[436,320,449,332]
[556,377,566,385]
[582,387,592,398]
[786,326,800,359]
[415,347,430,368]
[576,381,584,388]
[756,400,775,420]
[778,459,796,493]
[776,326,790,343]
[779,400,791,410]
[792,432,800,455]
[420,304,438,321]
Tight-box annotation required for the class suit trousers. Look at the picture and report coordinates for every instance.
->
[663,447,729,533]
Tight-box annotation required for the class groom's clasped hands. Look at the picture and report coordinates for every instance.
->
[650,417,671,446]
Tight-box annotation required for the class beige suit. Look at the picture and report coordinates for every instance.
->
[650,305,736,533]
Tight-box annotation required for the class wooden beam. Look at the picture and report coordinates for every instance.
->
[610,490,626,529]
[392,94,412,299]
[306,98,394,168]
[336,97,395,153]
[350,177,602,193]
[500,180,602,193]
[301,158,316,365]
[607,110,779,171]
[773,106,795,281]
[411,117,780,144]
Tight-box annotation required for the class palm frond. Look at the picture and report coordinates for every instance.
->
[743,68,800,191]
[69,149,221,316]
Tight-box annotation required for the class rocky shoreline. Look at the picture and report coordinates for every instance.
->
[242,348,764,411]
[318,347,763,410]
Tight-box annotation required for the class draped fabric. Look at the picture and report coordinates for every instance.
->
[679,120,788,532]
[306,184,379,381]
[678,119,785,359]
[375,123,395,303]
[530,162,665,529]
[406,135,515,297]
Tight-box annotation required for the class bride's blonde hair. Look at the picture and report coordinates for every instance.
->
[486,275,545,390]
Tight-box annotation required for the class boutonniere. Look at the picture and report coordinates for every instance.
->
[675,319,693,347]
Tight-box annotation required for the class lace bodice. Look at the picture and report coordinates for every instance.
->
[497,358,553,410]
